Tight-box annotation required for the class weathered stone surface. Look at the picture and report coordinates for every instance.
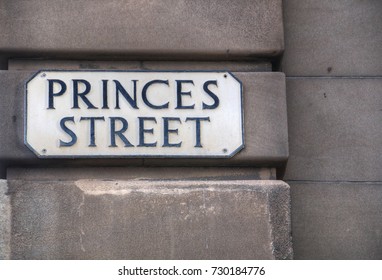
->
[8,60,141,71]
[284,78,382,181]
[282,0,382,76]
[9,179,292,259]
[0,71,287,175]
[289,181,382,259]
[0,180,10,259]
[7,167,276,181]
[0,0,283,60]
[8,60,271,72]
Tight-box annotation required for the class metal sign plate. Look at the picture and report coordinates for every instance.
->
[25,71,243,158]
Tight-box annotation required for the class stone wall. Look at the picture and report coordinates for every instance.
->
[1,0,380,260]
[0,0,292,260]
[283,0,382,259]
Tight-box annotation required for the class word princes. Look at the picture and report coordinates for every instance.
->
[46,78,221,148]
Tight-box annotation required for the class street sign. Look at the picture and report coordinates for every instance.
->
[25,71,243,158]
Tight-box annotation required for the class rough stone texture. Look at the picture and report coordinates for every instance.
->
[284,77,382,181]
[8,60,272,72]
[0,180,10,259]
[7,167,276,181]
[8,179,292,259]
[290,181,382,259]
[0,71,287,176]
[282,0,382,76]
[0,0,283,60]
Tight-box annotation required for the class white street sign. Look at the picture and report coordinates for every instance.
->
[25,71,243,158]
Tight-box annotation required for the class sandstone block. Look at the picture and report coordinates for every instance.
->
[290,181,382,259]
[282,0,382,76]
[285,77,382,181]
[0,0,283,60]
[8,179,292,259]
